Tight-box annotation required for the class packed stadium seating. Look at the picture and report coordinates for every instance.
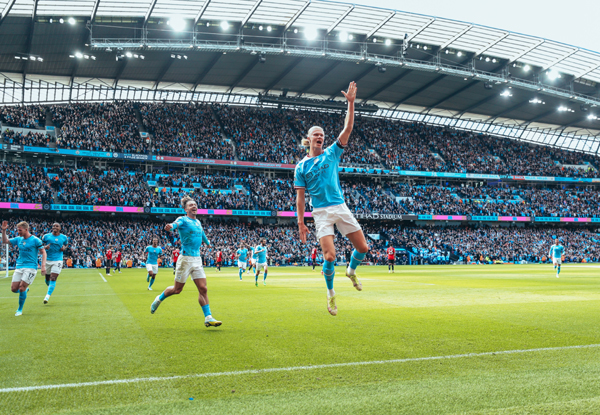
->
[3,216,598,269]
[2,102,597,177]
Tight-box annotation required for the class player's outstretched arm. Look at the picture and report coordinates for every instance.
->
[1,221,11,246]
[296,188,309,244]
[337,81,356,147]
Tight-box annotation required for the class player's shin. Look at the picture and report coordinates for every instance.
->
[348,250,366,275]
[45,274,50,286]
[149,277,155,288]
[322,260,335,296]
[18,289,28,312]
[47,280,56,296]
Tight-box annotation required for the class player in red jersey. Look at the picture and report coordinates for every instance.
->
[216,249,223,272]
[172,248,180,275]
[311,245,318,271]
[113,250,122,274]
[387,246,395,273]
[105,248,113,276]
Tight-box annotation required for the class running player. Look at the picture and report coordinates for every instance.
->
[151,196,221,327]
[236,242,249,280]
[41,223,69,304]
[311,245,318,271]
[105,247,112,276]
[549,238,565,278]
[246,245,255,274]
[294,81,367,316]
[387,246,395,273]
[2,221,47,316]
[254,239,268,287]
[216,248,223,272]
[113,249,122,274]
[145,237,163,290]
[172,247,180,274]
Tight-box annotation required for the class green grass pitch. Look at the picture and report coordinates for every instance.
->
[2,264,600,414]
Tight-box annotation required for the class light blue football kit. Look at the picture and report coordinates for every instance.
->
[10,235,43,315]
[145,246,163,265]
[41,232,69,301]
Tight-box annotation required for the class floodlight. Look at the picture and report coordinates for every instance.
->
[523,64,531,72]
[68,17,76,25]
[546,69,561,80]
[259,25,263,30]
[304,26,318,40]
[500,90,512,97]
[59,18,64,24]
[168,17,186,32]
[75,52,83,58]
[339,31,349,42]
[457,51,462,57]
[220,21,230,30]
[267,26,272,32]
[125,52,132,58]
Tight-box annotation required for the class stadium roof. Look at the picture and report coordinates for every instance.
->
[0,0,599,135]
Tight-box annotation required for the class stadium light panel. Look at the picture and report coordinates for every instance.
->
[304,26,318,41]
[500,90,512,97]
[59,18,64,24]
[125,52,132,58]
[267,26,272,32]
[259,25,263,30]
[339,31,349,42]
[523,64,531,72]
[547,69,561,80]
[168,17,186,32]
[588,114,597,120]
[457,51,463,57]
[75,52,83,58]
[293,28,298,34]
[349,34,353,40]
[386,39,392,46]
[221,21,230,31]
[68,17,76,25]
[485,57,490,62]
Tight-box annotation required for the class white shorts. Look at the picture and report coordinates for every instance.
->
[256,262,267,270]
[47,261,63,275]
[146,264,158,274]
[312,203,362,241]
[552,257,562,265]
[12,268,37,285]
[238,260,247,269]
[174,256,206,283]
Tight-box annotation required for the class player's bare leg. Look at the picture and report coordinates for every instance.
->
[192,277,221,327]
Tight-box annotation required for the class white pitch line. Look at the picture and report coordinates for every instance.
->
[2,343,599,393]
[98,273,107,282]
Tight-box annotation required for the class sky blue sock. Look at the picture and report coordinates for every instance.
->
[322,260,335,290]
[149,277,155,288]
[255,273,258,283]
[159,291,167,301]
[349,250,367,270]
[558,266,561,274]
[263,272,267,281]
[18,290,27,312]
[47,280,56,296]
[201,304,211,317]
[239,269,243,279]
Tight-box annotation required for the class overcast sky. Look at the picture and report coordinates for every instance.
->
[358,0,599,53]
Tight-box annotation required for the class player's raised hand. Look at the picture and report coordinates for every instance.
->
[298,222,310,244]
[1,221,7,231]
[341,81,357,103]
[164,223,173,231]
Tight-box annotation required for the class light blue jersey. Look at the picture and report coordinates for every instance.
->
[251,248,257,261]
[171,216,210,257]
[294,141,345,208]
[237,248,248,261]
[549,244,564,259]
[255,245,267,263]
[145,246,163,264]
[42,233,69,262]
[10,235,43,269]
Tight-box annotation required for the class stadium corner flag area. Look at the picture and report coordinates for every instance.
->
[2,0,600,412]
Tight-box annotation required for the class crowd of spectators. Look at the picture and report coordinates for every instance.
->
[1,102,600,178]
[1,129,54,147]
[140,102,235,160]
[217,105,304,164]
[369,224,600,264]
[0,163,53,204]
[3,215,599,269]
[51,102,143,153]
[1,105,46,128]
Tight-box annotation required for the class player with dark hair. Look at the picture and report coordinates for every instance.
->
[42,223,68,304]
[387,246,396,273]
[151,196,221,328]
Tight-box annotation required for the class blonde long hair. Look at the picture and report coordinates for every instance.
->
[302,126,324,147]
